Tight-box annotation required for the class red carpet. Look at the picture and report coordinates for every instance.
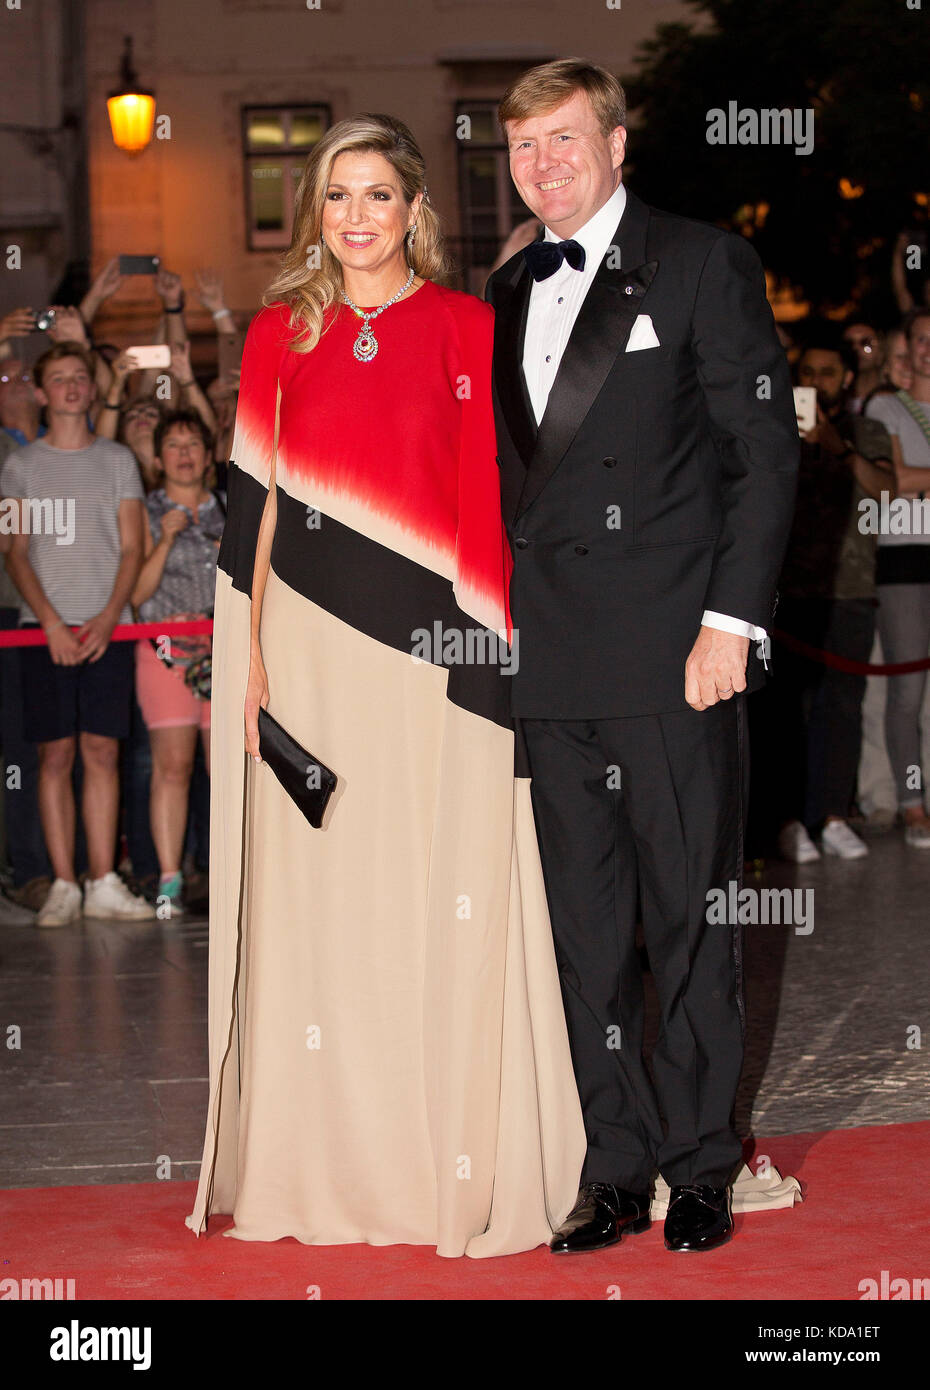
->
[2,1121,926,1300]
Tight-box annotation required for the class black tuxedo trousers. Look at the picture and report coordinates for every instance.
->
[522,696,749,1191]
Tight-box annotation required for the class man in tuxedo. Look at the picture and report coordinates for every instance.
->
[486,59,799,1253]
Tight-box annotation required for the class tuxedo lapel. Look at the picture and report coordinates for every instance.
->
[514,188,657,523]
[492,258,537,470]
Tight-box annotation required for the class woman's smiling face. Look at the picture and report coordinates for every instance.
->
[321,150,421,282]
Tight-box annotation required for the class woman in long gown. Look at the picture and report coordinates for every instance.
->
[184,114,587,1257]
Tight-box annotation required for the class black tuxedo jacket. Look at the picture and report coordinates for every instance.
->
[486,187,800,719]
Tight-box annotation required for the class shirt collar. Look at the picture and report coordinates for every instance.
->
[4,423,47,447]
[543,181,627,269]
[155,486,216,516]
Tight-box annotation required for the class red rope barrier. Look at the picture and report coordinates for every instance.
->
[0,618,924,676]
[771,628,930,675]
[0,619,214,648]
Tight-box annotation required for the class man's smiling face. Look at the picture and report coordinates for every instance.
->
[506,89,626,239]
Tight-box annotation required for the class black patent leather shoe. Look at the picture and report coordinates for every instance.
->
[663,1184,733,1251]
[549,1182,651,1254]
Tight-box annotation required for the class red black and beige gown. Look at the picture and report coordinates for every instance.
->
[184,280,587,1256]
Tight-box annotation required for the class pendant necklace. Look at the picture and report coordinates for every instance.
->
[340,266,415,363]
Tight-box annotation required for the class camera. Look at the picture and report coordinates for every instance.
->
[34,308,57,332]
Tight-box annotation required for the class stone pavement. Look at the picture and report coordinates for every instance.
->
[0,833,926,1189]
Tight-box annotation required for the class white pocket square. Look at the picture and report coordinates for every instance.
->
[625,314,661,352]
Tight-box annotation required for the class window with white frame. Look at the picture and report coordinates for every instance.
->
[455,100,533,290]
[243,105,331,250]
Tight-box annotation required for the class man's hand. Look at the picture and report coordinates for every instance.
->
[194,268,226,315]
[169,341,193,385]
[684,625,750,711]
[90,257,124,303]
[801,404,847,456]
[155,269,184,310]
[74,609,118,663]
[46,306,89,347]
[111,349,141,384]
[46,623,85,667]
[0,308,38,342]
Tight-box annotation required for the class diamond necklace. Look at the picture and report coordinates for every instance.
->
[340,267,416,363]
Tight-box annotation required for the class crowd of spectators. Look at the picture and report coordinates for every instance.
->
[749,294,930,861]
[0,260,241,924]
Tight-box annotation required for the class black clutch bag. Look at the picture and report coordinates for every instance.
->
[256,705,337,829]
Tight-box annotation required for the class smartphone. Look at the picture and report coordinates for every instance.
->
[126,344,172,369]
[34,308,57,331]
[793,386,817,435]
[118,255,160,276]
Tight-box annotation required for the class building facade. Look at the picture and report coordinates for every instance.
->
[2,0,694,360]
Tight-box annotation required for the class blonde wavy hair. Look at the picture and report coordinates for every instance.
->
[263,113,448,354]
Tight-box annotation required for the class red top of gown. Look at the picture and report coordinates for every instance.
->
[232,278,512,641]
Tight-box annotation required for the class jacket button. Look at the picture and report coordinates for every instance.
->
[574,543,589,556]
[514,537,529,549]
[602,456,617,468]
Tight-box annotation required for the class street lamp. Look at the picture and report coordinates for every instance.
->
[107,36,156,154]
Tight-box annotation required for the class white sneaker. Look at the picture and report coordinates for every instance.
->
[777,820,821,864]
[83,871,156,920]
[35,877,83,928]
[904,818,930,849]
[821,819,869,860]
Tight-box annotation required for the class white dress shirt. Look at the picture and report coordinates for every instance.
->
[521,180,767,647]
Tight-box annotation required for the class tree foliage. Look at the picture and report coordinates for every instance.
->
[621,0,930,320]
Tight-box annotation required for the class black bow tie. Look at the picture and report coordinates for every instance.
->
[522,238,586,282]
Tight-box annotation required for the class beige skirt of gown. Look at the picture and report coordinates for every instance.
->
[184,557,590,1257]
